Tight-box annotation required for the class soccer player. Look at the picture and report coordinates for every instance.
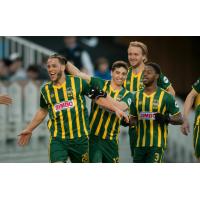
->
[18,54,128,163]
[181,78,200,161]
[129,62,183,163]
[0,94,12,105]
[66,61,133,162]
[124,41,176,160]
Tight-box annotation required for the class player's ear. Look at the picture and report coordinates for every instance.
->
[61,64,65,71]
[155,74,159,80]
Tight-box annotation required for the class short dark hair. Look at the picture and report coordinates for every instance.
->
[48,54,68,65]
[145,62,161,75]
[111,61,128,72]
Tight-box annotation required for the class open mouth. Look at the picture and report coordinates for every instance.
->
[49,72,56,79]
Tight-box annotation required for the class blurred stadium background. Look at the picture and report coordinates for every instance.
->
[0,36,199,163]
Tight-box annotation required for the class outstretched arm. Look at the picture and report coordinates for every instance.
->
[155,112,183,125]
[169,112,183,125]
[18,108,48,146]
[66,61,91,83]
[95,97,129,122]
[181,89,198,135]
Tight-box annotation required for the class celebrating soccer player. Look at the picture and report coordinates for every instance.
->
[124,41,176,161]
[181,78,200,161]
[66,60,133,163]
[129,62,183,163]
[18,54,128,163]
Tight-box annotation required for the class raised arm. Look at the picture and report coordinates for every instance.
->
[18,108,48,146]
[181,89,198,135]
[66,61,91,83]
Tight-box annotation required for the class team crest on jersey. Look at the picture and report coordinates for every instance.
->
[116,94,123,101]
[139,112,156,120]
[153,99,159,110]
[66,87,73,98]
[50,93,54,98]
[138,101,143,106]
[139,81,144,89]
[126,81,130,85]
[54,100,74,112]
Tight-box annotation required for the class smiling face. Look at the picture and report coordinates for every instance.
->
[46,58,65,83]
[111,66,128,86]
[142,65,159,86]
[128,46,145,68]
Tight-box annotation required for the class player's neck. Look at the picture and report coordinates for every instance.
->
[111,80,122,91]
[53,74,66,86]
[144,83,157,95]
[132,63,145,74]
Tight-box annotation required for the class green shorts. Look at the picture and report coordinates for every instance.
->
[48,136,89,163]
[134,147,165,163]
[193,125,200,159]
[89,135,119,163]
[128,127,137,158]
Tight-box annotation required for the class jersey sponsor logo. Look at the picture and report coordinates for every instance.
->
[139,112,156,120]
[54,100,74,112]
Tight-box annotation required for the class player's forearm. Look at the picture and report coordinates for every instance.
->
[25,108,48,132]
[66,61,81,76]
[106,95,128,111]
[95,97,123,113]
[183,92,195,120]
[169,113,183,125]
[66,61,91,83]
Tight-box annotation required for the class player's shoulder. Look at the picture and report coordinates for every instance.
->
[159,87,174,100]
[40,81,51,91]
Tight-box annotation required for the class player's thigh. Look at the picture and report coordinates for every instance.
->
[193,125,200,159]
[146,147,164,163]
[102,140,119,163]
[68,136,89,163]
[89,136,102,163]
[49,136,68,163]
[133,147,146,163]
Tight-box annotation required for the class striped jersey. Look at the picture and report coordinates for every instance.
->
[89,77,133,141]
[130,87,180,148]
[193,78,200,125]
[40,75,91,140]
[124,67,171,92]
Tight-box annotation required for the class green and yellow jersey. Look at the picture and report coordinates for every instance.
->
[193,78,200,125]
[130,87,180,148]
[124,67,171,92]
[40,75,91,140]
[89,77,133,141]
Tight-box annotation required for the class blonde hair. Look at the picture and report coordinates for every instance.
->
[128,41,148,62]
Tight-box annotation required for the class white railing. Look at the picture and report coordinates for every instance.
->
[0,36,56,68]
